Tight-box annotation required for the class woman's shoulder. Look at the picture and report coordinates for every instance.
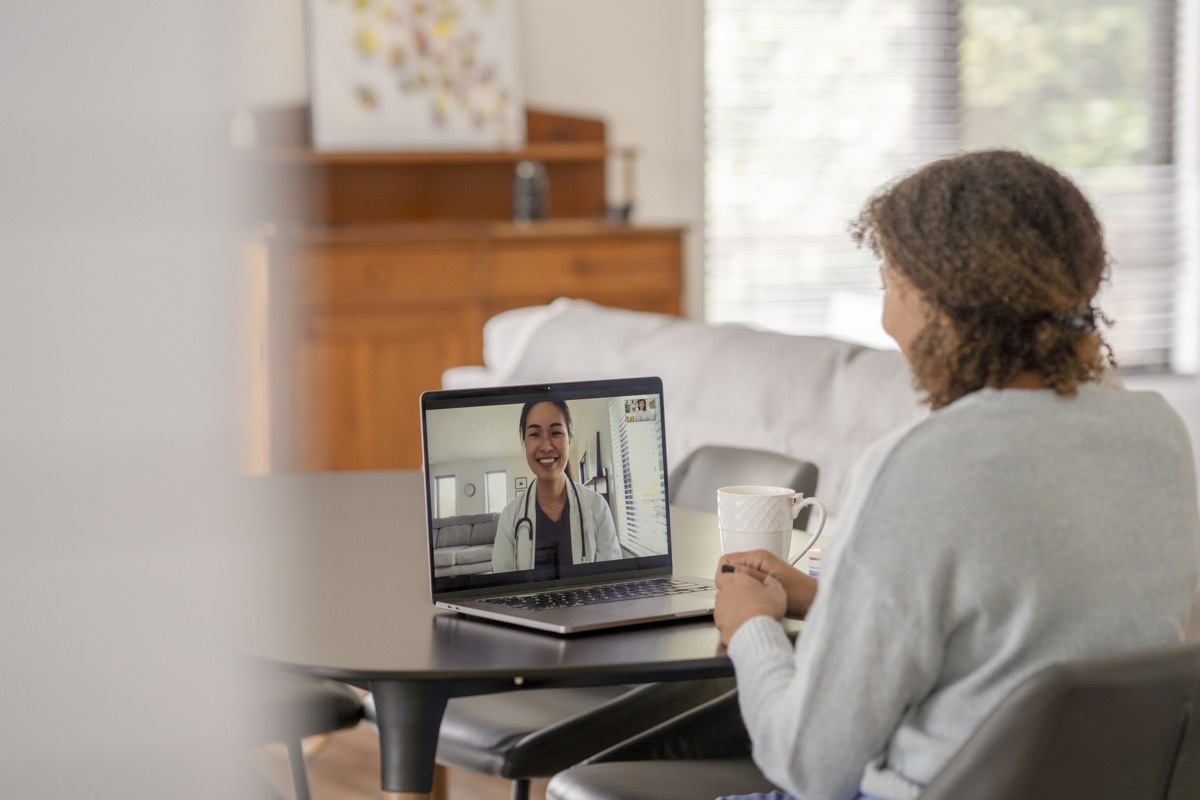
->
[873,382,1192,475]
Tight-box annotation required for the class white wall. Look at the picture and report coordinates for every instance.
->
[431,457,528,516]
[517,1,705,317]
[237,0,707,317]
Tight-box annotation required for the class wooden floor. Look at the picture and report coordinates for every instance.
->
[247,722,549,800]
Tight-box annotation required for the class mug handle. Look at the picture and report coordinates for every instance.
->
[787,496,826,566]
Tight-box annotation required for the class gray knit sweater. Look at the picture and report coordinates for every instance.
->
[727,384,1200,800]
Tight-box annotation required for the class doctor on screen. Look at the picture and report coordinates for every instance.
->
[492,400,621,573]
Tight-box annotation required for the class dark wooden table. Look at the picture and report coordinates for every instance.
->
[249,470,739,799]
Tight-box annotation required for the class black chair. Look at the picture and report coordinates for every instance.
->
[435,679,734,800]
[252,673,366,800]
[547,640,1200,800]
[669,445,819,528]
[546,688,772,800]
[431,445,820,800]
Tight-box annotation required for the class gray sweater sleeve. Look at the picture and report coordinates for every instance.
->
[729,429,930,800]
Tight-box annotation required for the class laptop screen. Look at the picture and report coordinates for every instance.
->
[421,377,672,597]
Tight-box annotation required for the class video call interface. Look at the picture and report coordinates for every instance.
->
[424,388,670,588]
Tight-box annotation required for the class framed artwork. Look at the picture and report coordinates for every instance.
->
[514,476,527,491]
[306,0,525,151]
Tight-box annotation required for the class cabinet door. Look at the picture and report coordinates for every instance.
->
[487,234,682,314]
[270,241,481,471]
[288,310,476,470]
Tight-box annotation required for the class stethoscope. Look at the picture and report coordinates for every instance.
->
[513,476,588,563]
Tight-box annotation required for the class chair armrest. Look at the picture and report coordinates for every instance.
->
[500,678,735,778]
[582,687,749,764]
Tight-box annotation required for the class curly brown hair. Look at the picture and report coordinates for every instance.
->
[850,150,1114,409]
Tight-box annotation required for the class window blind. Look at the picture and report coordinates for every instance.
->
[434,474,456,518]
[705,0,1199,371]
[485,469,507,514]
[608,401,667,558]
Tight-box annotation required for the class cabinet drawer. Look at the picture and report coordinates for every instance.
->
[488,238,680,298]
[296,244,477,307]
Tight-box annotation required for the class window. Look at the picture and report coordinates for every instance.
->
[434,475,456,518]
[484,469,508,514]
[705,0,1199,371]
[608,402,667,557]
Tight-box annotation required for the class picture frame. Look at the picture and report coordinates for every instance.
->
[514,476,527,491]
[305,0,526,152]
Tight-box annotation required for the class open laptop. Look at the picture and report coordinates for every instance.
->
[420,376,716,634]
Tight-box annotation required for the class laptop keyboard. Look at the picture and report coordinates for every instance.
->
[481,577,711,612]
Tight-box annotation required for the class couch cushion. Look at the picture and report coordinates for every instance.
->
[436,524,473,549]
[455,544,494,566]
[437,561,492,577]
[434,513,500,545]
[470,518,498,546]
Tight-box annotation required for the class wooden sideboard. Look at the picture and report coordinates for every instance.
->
[265,220,683,471]
[254,107,684,471]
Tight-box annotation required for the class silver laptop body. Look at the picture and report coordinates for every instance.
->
[420,376,715,634]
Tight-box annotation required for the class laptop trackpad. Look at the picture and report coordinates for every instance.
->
[592,592,715,622]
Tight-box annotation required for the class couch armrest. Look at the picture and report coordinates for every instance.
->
[442,302,572,389]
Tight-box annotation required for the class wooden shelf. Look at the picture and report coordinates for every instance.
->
[273,219,681,244]
[253,143,636,166]
[243,107,629,224]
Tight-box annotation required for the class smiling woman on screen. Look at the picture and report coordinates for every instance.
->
[492,400,621,575]
[713,150,1200,800]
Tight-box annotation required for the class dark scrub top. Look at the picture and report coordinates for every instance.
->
[533,495,572,577]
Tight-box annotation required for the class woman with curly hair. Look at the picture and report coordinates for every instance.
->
[715,150,1200,800]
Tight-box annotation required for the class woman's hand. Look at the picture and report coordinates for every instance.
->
[716,549,819,619]
[714,563,788,646]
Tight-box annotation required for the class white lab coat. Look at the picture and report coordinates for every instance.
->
[492,478,621,572]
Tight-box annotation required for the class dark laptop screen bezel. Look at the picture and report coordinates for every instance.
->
[421,376,673,598]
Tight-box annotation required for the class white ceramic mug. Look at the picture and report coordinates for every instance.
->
[716,485,827,565]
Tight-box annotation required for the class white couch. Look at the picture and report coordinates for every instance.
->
[443,298,927,536]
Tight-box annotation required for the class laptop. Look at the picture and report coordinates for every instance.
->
[420,376,716,634]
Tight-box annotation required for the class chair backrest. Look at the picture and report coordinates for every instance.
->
[920,641,1200,800]
[668,445,819,528]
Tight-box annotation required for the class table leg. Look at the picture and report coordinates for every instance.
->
[370,679,452,799]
